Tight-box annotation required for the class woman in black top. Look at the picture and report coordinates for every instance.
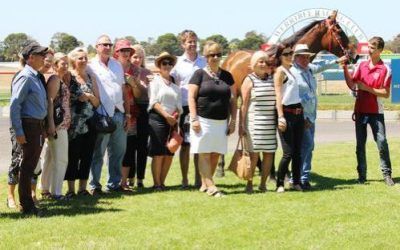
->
[188,41,237,197]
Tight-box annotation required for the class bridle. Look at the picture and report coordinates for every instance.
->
[326,19,348,56]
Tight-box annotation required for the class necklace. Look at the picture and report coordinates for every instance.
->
[206,64,221,81]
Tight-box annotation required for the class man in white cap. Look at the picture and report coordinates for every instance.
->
[290,44,346,190]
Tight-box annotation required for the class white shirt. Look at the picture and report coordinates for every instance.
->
[88,55,125,117]
[148,75,183,115]
[281,67,301,106]
[170,53,206,106]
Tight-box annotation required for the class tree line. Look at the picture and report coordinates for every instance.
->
[1,31,399,62]
[0,31,267,61]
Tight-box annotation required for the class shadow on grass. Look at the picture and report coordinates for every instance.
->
[0,194,125,219]
[310,172,359,191]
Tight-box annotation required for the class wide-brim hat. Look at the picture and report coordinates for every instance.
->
[155,51,177,68]
[113,39,135,59]
[293,44,315,56]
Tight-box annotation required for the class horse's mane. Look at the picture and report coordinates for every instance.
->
[281,20,321,46]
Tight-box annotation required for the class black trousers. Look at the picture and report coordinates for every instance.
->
[277,106,304,187]
[64,128,97,181]
[128,103,149,179]
[19,119,44,212]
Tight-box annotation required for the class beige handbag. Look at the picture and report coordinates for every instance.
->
[228,136,252,181]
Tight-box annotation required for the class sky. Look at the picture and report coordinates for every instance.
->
[0,0,398,47]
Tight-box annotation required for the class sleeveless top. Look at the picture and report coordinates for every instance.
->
[245,73,277,152]
[57,81,71,131]
[281,67,301,105]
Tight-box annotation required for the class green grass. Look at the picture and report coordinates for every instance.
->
[318,94,400,110]
[1,139,400,249]
[2,92,400,110]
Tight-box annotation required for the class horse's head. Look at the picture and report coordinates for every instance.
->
[293,10,358,63]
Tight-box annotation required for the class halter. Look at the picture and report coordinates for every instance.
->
[325,19,348,57]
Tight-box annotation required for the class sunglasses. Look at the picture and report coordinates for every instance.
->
[99,43,113,48]
[282,52,294,56]
[161,60,174,66]
[207,53,222,58]
[119,48,132,53]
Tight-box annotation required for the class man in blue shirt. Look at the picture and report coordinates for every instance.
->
[10,41,48,216]
[290,44,346,190]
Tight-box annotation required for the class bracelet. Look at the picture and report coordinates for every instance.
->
[190,117,198,122]
[125,114,132,118]
[278,117,286,124]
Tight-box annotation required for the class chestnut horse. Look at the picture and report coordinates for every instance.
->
[222,12,354,93]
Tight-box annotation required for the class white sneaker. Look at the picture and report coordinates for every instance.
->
[276,186,285,193]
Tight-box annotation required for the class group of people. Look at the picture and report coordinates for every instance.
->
[7,29,395,216]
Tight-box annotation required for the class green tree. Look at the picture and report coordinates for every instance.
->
[228,38,241,53]
[50,32,82,53]
[385,34,400,53]
[155,33,182,55]
[114,36,138,45]
[87,44,96,58]
[140,38,160,56]
[2,33,35,61]
[237,31,266,50]
[204,34,229,55]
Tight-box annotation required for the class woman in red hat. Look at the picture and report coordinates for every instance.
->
[113,39,142,190]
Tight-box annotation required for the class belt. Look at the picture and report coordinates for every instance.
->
[22,118,44,124]
[21,118,45,127]
[283,108,303,115]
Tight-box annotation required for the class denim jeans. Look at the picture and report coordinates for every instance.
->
[300,122,315,183]
[355,114,391,181]
[89,112,127,190]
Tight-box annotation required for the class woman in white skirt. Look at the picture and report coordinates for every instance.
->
[239,51,277,194]
[188,41,237,197]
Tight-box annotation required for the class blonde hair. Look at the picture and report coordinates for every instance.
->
[203,40,222,57]
[250,51,269,71]
[68,47,88,69]
[53,52,68,67]
[132,44,147,68]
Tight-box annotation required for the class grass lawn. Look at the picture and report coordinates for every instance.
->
[0,139,400,249]
[318,94,400,110]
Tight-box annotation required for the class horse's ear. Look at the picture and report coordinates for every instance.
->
[329,10,338,21]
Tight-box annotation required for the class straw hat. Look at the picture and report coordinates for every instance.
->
[293,44,315,56]
[155,51,177,68]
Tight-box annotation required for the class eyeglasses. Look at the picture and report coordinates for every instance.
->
[161,60,174,66]
[207,53,222,58]
[119,48,132,53]
[282,52,293,56]
[99,43,113,48]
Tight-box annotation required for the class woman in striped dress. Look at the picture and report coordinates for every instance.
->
[239,51,277,193]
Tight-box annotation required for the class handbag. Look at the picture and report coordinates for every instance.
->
[92,105,117,133]
[53,83,64,126]
[166,125,183,153]
[228,136,253,181]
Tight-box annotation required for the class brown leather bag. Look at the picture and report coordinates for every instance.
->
[228,137,252,181]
